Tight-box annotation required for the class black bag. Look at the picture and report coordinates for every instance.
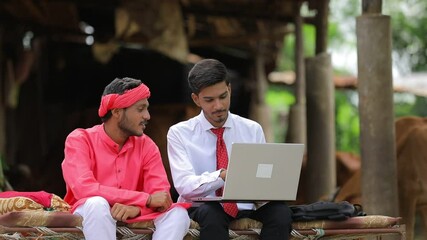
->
[290,201,366,221]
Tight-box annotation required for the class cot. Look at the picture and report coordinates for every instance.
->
[0,192,405,239]
[0,211,405,240]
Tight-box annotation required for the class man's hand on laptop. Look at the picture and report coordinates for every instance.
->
[219,168,227,181]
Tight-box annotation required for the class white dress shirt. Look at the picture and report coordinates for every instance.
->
[167,111,265,210]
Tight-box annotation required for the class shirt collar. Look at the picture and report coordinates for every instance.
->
[98,124,135,153]
[198,110,232,131]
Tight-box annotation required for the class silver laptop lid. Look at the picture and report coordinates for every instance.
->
[221,143,305,201]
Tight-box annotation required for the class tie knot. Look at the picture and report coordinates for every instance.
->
[211,127,225,138]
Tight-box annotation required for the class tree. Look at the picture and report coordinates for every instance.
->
[384,0,427,73]
[328,0,427,75]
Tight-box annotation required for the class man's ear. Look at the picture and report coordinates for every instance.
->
[191,93,201,107]
[111,108,122,118]
[228,83,232,97]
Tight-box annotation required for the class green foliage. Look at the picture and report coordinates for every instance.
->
[335,90,360,154]
[328,0,427,73]
[266,85,295,108]
[328,0,359,47]
[278,35,295,71]
[270,0,427,153]
[385,1,427,72]
[266,85,295,142]
[266,86,361,153]
[394,93,427,118]
[327,22,344,47]
[334,91,427,154]
[266,87,427,154]
[303,25,316,57]
[278,25,316,71]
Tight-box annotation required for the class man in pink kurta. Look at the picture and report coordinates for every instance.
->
[61,77,190,240]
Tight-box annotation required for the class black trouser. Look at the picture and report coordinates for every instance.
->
[188,201,293,240]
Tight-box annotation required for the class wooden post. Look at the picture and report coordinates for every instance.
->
[250,43,274,142]
[315,0,330,54]
[303,0,335,202]
[357,0,399,217]
[0,25,6,190]
[305,53,336,202]
[286,1,306,145]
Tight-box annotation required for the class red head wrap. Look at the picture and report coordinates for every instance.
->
[98,83,151,117]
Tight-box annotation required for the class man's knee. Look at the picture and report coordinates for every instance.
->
[168,206,191,225]
[193,203,229,225]
[85,196,110,209]
[74,197,116,240]
[81,196,113,219]
[273,203,292,218]
[260,202,292,224]
[169,206,189,217]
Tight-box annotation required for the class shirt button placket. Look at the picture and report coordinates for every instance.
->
[116,155,122,189]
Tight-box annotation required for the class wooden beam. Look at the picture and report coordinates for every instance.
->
[187,30,291,47]
[182,7,294,23]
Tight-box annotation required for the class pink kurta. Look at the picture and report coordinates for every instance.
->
[62,124,189,223]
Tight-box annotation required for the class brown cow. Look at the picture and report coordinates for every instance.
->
[335,116,427,240]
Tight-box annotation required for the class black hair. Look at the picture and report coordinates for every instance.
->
[188,59,230,95]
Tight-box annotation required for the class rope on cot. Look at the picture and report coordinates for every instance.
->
[250,228,261,235]
[232,235,258,240]
[121,234,150,240]
[33,226,82,240]
[291,229,308,239]
[0,233,21,240]
[186,228,261,239]
[62,232,84,240]
[228,229,241,238]
[187,228,200,238]
[34,226,57,235]
[117,226,135,236]
[117,226,151,240]
[291,228,325,240]
[313,229,325,239]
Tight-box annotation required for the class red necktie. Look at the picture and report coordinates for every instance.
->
[211,127,238,218]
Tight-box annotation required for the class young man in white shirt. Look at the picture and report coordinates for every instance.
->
[167,59,292,240]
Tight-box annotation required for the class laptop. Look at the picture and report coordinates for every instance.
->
[191,142,305,202]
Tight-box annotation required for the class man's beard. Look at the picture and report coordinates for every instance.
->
[118,115,144,137]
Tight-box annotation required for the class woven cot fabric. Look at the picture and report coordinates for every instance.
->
[0,191,53,207]
[0,197,44,215]
[50,194,71,212]
[211,127,238,218]
[0,191,71,215]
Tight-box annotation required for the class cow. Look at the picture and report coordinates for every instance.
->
[334,116,427,240]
